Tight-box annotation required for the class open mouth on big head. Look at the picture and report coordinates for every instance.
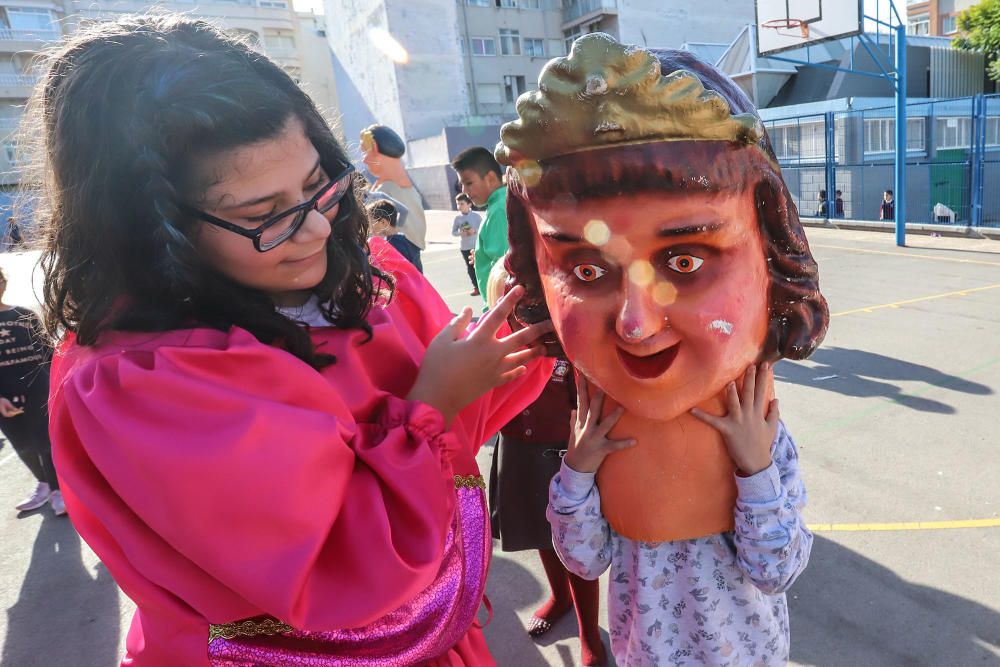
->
[616,343,680,380]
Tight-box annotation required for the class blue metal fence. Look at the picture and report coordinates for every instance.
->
[763,93,999,228]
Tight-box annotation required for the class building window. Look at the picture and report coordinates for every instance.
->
[987,117,1000,147]
[498,0,517,7]
[564,26,583,54]
[477,83,503,106]
[864,117,925,153]
[257,0,288,7]
[229,28,260,47]
[907,13,929,36]
[466,0,491,6]
[941,15,957,35]
[523,38,545,57]
[519,0,543,7]
[471,37,496,56]
[264,30,296,53]
[504,75,527,104]
[767,121,826,160]
[935,117,971,149]
[499,28,521,56]
[4,7,58,34]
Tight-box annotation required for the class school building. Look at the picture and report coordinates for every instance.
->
[714,27,998,228]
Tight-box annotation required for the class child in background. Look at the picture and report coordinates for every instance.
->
[452,193,481,296]
[880,189,895,221]
[366,199,423,272]
[0,268,62,515]
[486,264,606,666]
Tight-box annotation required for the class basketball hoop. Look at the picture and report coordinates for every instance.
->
[762,17,810,39]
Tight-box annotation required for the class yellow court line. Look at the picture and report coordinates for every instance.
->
[812,243,1000,267]
[831,283,1000,317]
[809,518,1000,532]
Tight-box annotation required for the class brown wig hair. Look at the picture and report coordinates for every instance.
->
[29,15,392,369]
[504,49,827,361]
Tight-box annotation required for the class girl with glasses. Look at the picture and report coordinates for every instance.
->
[33,15,553,665]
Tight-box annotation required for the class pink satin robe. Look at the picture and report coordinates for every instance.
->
[49,240,553,666]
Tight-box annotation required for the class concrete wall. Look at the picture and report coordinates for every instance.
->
[325,0,403,158]
[296,11,341,140]
[387,0,467,144]
[327,0,468,158]
[616,0,753,49]
[409,165,455,211]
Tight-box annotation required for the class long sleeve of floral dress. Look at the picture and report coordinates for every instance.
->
[547,421,812,666]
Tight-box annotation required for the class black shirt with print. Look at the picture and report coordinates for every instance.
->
[0,306,51,403]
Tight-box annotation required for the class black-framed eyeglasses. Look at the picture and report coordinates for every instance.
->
[183,163,356,252]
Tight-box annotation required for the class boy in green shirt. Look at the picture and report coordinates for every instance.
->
[451,147,507,303]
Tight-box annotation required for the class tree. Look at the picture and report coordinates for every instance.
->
[953,0,1000,82]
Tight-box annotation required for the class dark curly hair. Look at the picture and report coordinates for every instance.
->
[28,14,392,368]
[503,48,828,361]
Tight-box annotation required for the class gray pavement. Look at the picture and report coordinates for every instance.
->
[1,216,998,665]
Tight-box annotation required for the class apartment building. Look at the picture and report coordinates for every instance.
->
[906,0,977,37]
[0,0,340,192]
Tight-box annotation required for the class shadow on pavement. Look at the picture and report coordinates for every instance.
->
[2,515,120,667]
[776,347,993,414]
[790,535,1000,665]
[483,555,552,667]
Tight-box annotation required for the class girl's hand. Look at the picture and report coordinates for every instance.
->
[690,363,780,476]
[563,375,636,474]
[0,397,23,417]
[407,285,553,425]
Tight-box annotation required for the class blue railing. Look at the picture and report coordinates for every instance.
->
[765,93,1000,227]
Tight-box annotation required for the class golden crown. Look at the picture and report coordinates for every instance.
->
[495,33,763,167]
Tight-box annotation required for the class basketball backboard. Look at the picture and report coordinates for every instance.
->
[755,0,863,56]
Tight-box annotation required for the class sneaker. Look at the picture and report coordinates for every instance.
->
[50,490,67,516]
[15,482,51,511]
[470,288,480,296]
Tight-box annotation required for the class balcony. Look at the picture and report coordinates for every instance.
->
[0,74,40,98]
[0,28,61,54]
[0,28,60,41]
[562,0,617,29]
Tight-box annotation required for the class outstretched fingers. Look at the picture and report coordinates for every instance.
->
[472,284,524,339]
[500,318,555,349]
[448,307,474,341]
[690,406,727,432]
[500,345,545,372]
[595,404,625,438]
[754,362,771,415]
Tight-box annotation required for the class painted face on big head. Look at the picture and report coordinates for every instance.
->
[530,189,770,420]
[362,145,383,179]
[193,117,335,307]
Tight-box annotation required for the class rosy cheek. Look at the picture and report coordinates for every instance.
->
[559,311,581,342]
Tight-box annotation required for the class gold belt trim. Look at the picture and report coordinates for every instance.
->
[209,617,294,643]
[454,474,486,490]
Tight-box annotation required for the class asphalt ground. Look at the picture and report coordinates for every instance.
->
[1,214,998,666]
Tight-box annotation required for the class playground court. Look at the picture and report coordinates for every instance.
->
[1,220,998,665]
